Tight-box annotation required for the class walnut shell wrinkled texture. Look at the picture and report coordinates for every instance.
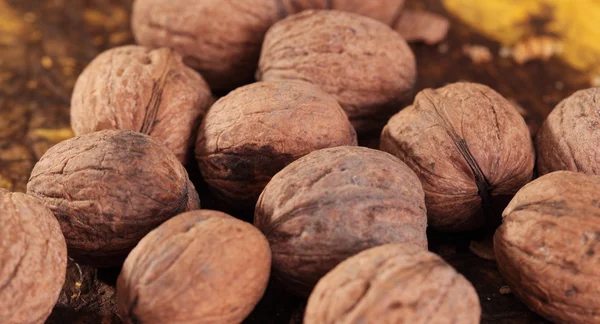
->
[279,0,406,25]
[71,45,213,164]
[131,0,281,91]
[27,130,200,266]
[258,10,417,133]
[305,244,481,324]
[536,87,600,175]
[0,189,67,324]
[494,171,600,324]
[254,146,427,296]
[117,210,271,324]
[196,81,357,207]
[380,82,535,231]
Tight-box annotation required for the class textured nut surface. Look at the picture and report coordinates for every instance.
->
[536,87,600,175]
[131,0,281,90]
[71,45,213,164]
[117,210,271,324]
[27,130,200,266]
[280,0,406,25]
[494,171,600,324]
[196,81,357,207]
[380,82,534,231]
[0,189,67,324]
[255,146,427,295]
[258,10,416,133]
[305,244,481,324]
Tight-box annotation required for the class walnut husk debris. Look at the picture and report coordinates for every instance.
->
[494,171,600,324]
[304,244,481,324]
[0,189,67,324]
[71,45,213,164]
[536,87,600,175]
[258,10,417,133]
[27,130,200,266]
[195,81,357,207]
[380,82,535,231]
[254,146,427,296]
[117,210,271,324]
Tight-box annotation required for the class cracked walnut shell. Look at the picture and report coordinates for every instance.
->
[380,82,535,231]
[305,243,481,324]
[27,130,200,266]
[117,210,271,324]
[494,171,600,324]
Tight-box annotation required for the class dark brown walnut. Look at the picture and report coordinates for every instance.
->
[254,146,428,296]
[494,171,600,324]
[258,10,417,133]
[536,87,600,175]
[71,45,213,165]
[117,210,271,324]
[196,81,357,207]
[27,130,200,266]
[0,189,68,324]
[131,0,281,91]
[279,0,406,25]
[380,82,535,231]
[304,244,481,324]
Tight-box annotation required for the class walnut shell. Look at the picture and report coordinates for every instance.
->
[131,0,281,91]
[71,45,213,164]
[380,82,535,231]
[195,81,357,207]
[258,10,416,133]
[27,130,200,266]
[305,243,481,324]
[0,189,67,324]
[536,87,600,175]
[117,210,271,324]
[279,0,406,25]
[254,146,427,295]
[494,171,600,324]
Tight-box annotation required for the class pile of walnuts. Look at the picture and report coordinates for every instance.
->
[2,1,599,324]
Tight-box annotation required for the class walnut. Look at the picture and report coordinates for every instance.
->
[195,81,357,207]
[494,171,600,324]
[0,189,67,324]
[536,87,600,175]
[304,244,481,324]
[71,45,212,165]
[254,146,427,295]
[258,10,417,133]
[279,0,406,25]
[117,210,271,324]
[131,0,281,91]
[27,130,200,266]
[380,82,535,231]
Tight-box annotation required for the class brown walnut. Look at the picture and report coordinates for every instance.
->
[195,81,357,207]
[494,171,600,324]
[0,189,67,324]
[71,45,213,165]
[536,87,600,175]
[27,130,200,266]
[254,146,427,295]
[279,0,406,25]
[117,210,271,324]
[258,10,417,133]
[380,82,535,231]
[304,243,481,324]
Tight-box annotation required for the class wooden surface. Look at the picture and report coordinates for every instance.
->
[0,0,593,323]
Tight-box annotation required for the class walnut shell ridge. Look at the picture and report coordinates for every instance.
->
[305,243,481,324]
[258,10,417,133]
[27,130,200,266]
[0,189,67,324]
[494,171,600,324]
[71,45,213,165]
[536,87,600,175]
[380,82,535,231]
[196,81,357,207]
[254,146,427,296]
[117,210,271,324]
